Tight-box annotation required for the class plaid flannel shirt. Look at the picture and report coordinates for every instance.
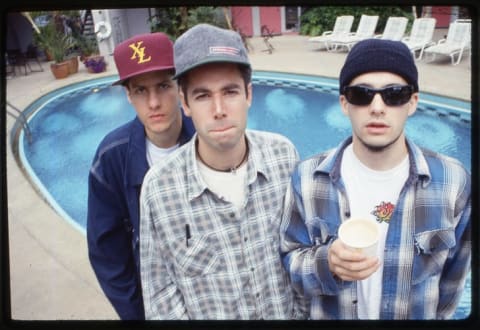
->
[140,130,307,319]
[280,137,471,319]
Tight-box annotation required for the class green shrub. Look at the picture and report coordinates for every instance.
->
[149,6,227,40]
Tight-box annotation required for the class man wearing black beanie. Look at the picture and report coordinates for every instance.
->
[280,38,471,320]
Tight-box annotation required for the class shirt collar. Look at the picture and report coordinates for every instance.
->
[127,115,195,186]
[405,138,432,186]
[314,136,432,185]
[126,117,149,186]
[186,130,269,201]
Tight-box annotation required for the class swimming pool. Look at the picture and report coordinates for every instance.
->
[16,71,471,319]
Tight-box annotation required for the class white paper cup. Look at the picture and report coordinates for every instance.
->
[338,218,379,257]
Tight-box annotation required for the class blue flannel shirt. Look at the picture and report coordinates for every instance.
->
[87,115,195,320]
[280,137,471,320]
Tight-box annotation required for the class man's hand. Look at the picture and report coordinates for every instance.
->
[328,239,381,281]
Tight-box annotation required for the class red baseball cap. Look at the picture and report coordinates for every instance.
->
[112,32,174,86]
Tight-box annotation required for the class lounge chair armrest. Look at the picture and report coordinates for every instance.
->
[436,38,446,45]
[322,31,333,36]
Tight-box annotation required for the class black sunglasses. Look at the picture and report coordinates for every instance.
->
[342,85,415,106]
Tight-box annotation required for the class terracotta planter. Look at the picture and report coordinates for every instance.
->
[66,56,79,74]
[50,62,70,79]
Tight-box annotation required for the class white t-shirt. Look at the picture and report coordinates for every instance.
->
[146,139,180,167]
[197,160,248,210]
[340,144,409,319]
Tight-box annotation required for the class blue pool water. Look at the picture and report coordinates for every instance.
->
[18,72,471,319]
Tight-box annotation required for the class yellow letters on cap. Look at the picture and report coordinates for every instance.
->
[128,41,152,63]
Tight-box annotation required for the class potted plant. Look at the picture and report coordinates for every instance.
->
[75,35,98,60]
[48,33,75,79]
[66,54,79,74]
[34,21,75,79]
[73,35,106,73]
[32,21,56,61]
[83,55,107,73]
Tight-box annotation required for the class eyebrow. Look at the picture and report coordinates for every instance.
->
[190,83,242,95]
[130,79,172,89]
[351,82,407,88]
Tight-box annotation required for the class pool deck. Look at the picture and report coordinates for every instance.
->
[4,32,472,320]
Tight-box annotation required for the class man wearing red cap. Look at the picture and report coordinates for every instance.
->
[87,32,195,320]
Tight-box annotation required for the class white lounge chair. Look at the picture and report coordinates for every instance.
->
[375,16,408,41]
[424,19,471,65]
[401,17,436,60]
[308,15,354,50]
[327,14,379,51]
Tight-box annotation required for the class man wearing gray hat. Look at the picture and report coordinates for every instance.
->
[279,38,470,320]
[139,23,306,319]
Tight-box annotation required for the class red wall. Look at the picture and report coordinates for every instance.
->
[430,6,452,28]
[231,6,253,37]
[259,7,281,35]
[231,6,282,37]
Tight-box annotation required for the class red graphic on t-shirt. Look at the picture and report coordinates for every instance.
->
[371,201,395,223]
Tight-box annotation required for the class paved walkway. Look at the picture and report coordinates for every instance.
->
[5,33,471,320]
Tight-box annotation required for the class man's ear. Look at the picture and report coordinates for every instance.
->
[125,86,132,104]
[339,95,350,117]
[407,93,419,117]
[246,82,252,107]
[179,90,192,117]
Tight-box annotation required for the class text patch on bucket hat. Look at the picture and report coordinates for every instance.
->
[112,32,174,86]
[173,23,250,79]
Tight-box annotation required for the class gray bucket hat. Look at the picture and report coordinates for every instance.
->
[173,23,251,79]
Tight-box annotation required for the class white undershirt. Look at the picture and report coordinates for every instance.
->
[146,139,180,167]
[340,144,409,319]
[197,160,248,210]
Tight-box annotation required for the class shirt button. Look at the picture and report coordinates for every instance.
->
[229,213,235,218]
[244,237,248,242]
[250,267,255,272]
[345,211,351,218]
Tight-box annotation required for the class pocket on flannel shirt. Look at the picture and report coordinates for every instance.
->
[168,234,224,277]
[411,227,456,285]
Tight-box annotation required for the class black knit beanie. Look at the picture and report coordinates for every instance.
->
[339,38,418,93]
